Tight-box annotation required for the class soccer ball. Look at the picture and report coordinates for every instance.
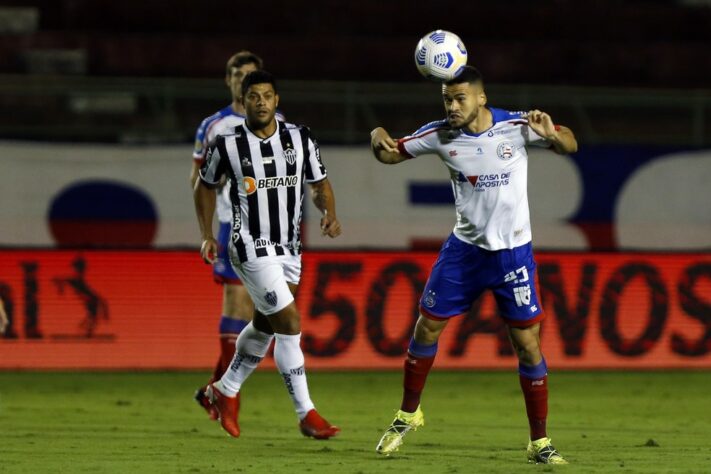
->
[414,30,468,81]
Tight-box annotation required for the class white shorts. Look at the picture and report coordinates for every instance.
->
[233,255,301,315]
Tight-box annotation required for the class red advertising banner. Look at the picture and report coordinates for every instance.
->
[0,250,709,369]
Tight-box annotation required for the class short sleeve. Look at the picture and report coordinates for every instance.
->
[303,130,327,183]
[396,121,445,158]
[192,118,210,161]
[199,138,227,187]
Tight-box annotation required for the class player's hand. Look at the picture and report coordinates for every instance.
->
[320,210,342,238]
[526,109,558,140]
[0,299,8,335]
[370,127,398,153]
[200,237,219,264]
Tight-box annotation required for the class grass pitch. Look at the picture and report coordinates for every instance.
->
[1,370,709,473]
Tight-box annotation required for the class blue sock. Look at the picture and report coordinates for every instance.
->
[518,358,547,379]
[408,339,438,358]
[219,316,249,335]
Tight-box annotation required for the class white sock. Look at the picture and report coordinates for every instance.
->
[274,333,315,419]
[220,322,274,396]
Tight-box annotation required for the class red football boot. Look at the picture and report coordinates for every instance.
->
[205,383,241,437]
[299,409,341,439]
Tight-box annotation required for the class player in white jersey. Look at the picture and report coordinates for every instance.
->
[190,51,283,421]
[194,70,342,439]
[370,66,577,464]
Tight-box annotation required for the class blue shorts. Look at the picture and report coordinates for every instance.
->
[213,222,241,285]
[419,233,544,327]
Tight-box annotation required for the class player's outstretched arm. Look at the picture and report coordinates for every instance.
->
[193,179,218,263]
[370,127,409,164]
[527,109,578,154]
[309,178,341,238]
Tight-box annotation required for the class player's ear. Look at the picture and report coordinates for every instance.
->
[225,72,231,88]
[274,93,280,108]
[479,90,487,107]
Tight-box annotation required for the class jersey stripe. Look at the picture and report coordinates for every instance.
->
[279,122,297,242]
[234,127,260,243]
[300,127,314,181]
[260,140,282,244]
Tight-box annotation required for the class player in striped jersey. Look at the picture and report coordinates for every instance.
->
[371,66,577,463]
[194,70,341,439]
[190,51,276,421]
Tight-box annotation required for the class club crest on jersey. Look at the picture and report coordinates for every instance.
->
[283,147,297,165]
[264,290,278,307]
[496,141,515,161]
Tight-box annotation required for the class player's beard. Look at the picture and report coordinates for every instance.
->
[448,109,477,130]
[247,110,275,131]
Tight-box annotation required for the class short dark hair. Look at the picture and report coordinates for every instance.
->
[241,70,277,97]
[444,65,484,87]
[226,50,263,75]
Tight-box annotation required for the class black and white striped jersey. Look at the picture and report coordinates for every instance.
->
[199,120,327,263]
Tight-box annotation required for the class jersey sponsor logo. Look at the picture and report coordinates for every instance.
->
[496,141,515,160]
[283,147,297,165]
[464,172,511,191]
[254,238,280,248]
[243,177,257,194]
[448,149,458,157]
[243,175,298,195]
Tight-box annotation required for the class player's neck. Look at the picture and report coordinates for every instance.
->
[247,119,277,139]
[464,107,493,134]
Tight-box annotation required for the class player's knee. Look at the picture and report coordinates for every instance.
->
[513,339,542,364]
[269,304,301,335]
[224,285,253,319]
[414,315,446,344]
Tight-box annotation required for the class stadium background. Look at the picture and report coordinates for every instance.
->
[0,0,709,372]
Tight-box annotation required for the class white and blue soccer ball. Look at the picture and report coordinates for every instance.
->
[414,30,468,81]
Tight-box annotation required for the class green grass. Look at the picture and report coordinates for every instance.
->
[1,370,710,473]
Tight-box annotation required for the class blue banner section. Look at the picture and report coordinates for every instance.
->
[569,145,685,224]
[49,181,157,220]
[409,182,454,205]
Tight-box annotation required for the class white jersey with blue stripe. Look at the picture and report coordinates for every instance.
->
[193,105,285,222]
[397,107,550,251]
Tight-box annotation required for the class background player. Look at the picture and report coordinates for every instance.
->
[194,70,342,439]
[190,51,284,419]
[0,296,8,335]
[370,66,577,464]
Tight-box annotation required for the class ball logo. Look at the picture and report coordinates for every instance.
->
[243,177,257,195]
[496,141,515,161]
[283,147,297,165]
